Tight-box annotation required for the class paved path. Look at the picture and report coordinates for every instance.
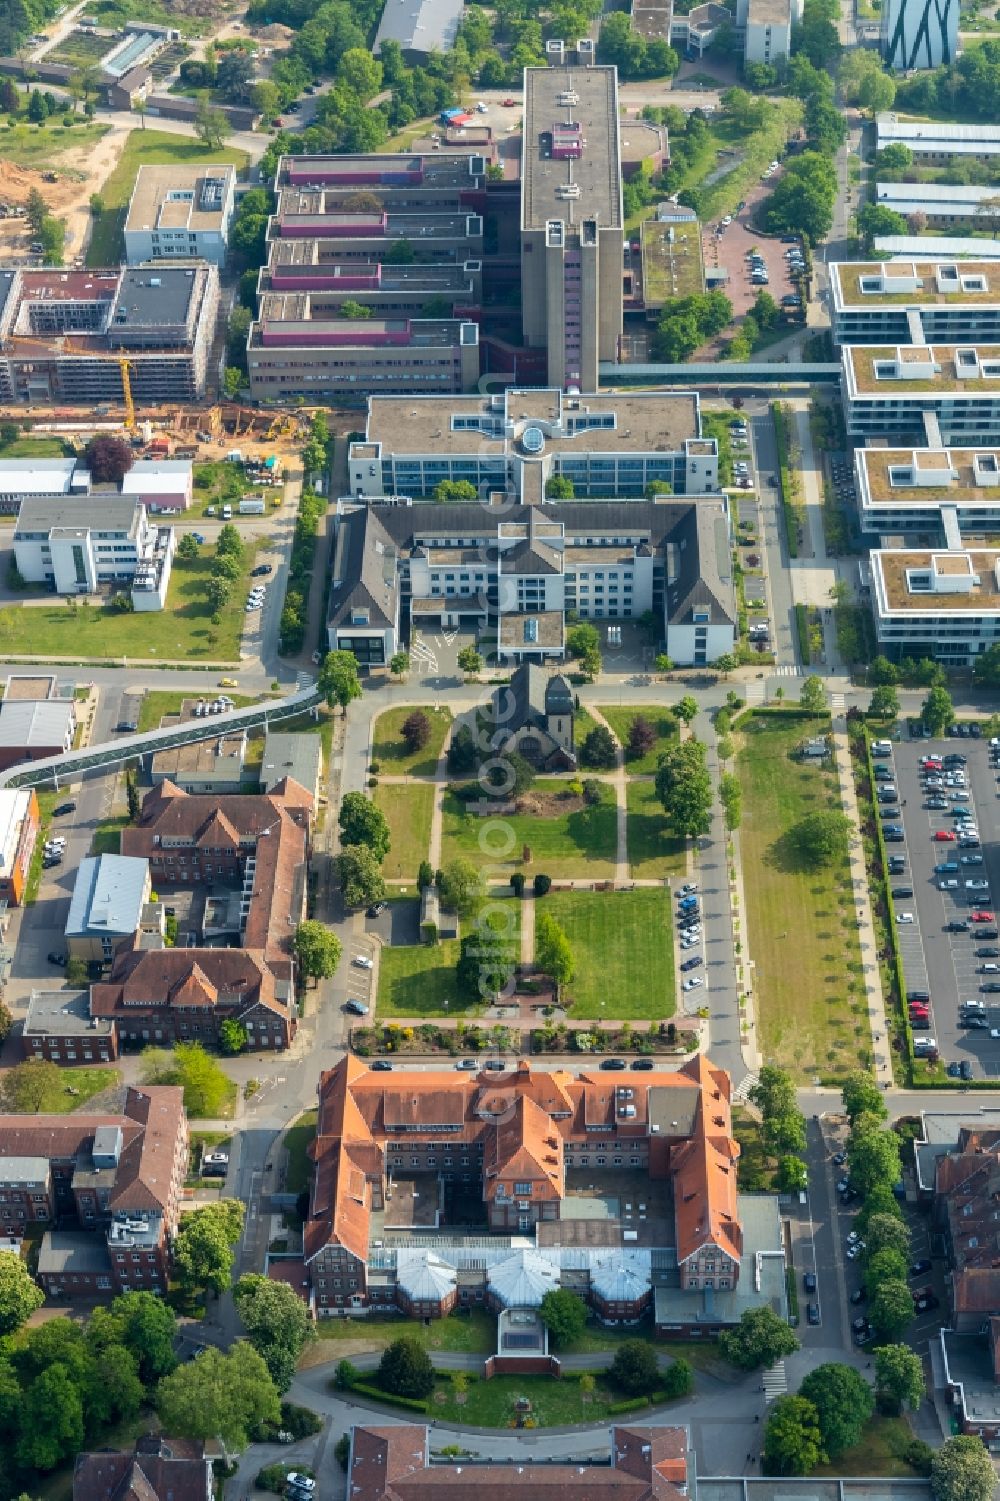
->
[587,704,629,882]
[520,892,535,965]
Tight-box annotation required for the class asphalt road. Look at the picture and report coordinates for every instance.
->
[750,411,798,669]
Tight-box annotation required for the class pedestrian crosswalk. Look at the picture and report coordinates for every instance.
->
[732,1070,760,1104]
[744,681,766,705]
[772,664,800,677]
[831,692,846,712]
[763,1361,788,1403]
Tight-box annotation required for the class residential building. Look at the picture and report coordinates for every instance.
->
[840,343,1000,444]
[740,0,800,66]
[0,266,220,405]
[65,855,152,963]
[0,1085,187,1298]
[74,1437,213,1501]
[0,788,38,905]
[881,0,958,70]
[302,1055,758,1323]
[372,0,464,60]
[520,58,623,391]
[22,989,118,1064]
[854,445,1000,536]
[0,697,75,773]
[870,543,1000,665]
[14,495,174,609]
[124,164,237,268]
[830,260,1000,346]
[348,389,717,503]
[876,181,1000,230]
[328,496,736,668]
[876,114,1000,164]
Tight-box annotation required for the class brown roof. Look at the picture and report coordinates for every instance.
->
[74,1438,210,1501]
[91,948,288,1026]
[936,1135,1000,1271]
[484,1094,563,1203]
[954,1267,1000,1316]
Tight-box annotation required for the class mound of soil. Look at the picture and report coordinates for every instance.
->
[514,790,585,818]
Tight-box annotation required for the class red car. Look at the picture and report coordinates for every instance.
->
[909,1005,930,1018]
[921,756,943,767]
[934,830,957,841]
[972,912,996,923]
[502,97,517,106]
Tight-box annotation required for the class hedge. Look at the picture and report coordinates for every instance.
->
[771,400,801,560]
[347,1381,429,1413]
[279,483,326,654]
[794,603,810,667]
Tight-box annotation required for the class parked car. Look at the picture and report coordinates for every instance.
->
[806,1303,820,1326]
[344,1000,368,1015]
[47,951,66,966]
[53,802,76,816]
[803,1271,817,1292]
[601,1057,627,1070]
[370,1060,393,1071]
[456,1058,479,1070]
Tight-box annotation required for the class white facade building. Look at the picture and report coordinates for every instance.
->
[871,545,1000,665]
[840,344,1000,445]
[124,164,237,268]
[741,0,799,66]
[880,0,957,71]
[876,181,1000,230]
[14,496,175,610]
[855,446,1000,536]
[829,260,1000,347]
[876,115,1000,163]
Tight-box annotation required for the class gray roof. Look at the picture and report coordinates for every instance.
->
[502,662,559,735]
[501,538,562,576]
[37,1230,113,1277]
[655,1194,786,1328]
[260,731,323,795]
[111,268,198,328]
[24,989,113,1039]
[373,0,464,54]
[65,855,149,939]
[0,699,74,749]
[544,673,574,716]
[667,502,736,627]
[0,1156,49,1186]
[328,507,399,634]
[15,494,141,536]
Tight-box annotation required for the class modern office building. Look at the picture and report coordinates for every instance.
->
[870,543,1000,664]
[880,0,957,69]
[348,389,717,502]
[841,343,1000,444]
[855,445,1000,536]
[876,181,1000,230]
[328,494,736,667]
[830,260,1000,346]
[259,249,482,319]
[270,152,486,241]
[13,495,175,609]
[123,164,237,267]
[520,56,624,391]
[876,114,1000,164]
[740,0,800,65]
[0,266,219,405]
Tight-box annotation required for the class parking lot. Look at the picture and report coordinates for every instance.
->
[701,174,804,323]
[878,729,1000,1077]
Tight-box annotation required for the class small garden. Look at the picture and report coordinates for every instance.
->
[371,705,452,777]
[440,780,617,879]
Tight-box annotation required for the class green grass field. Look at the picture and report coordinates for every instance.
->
[600,705,677,774]
[88,131,248,266]
[736,712,867,1082]
[0,437,71,459]
[542,889,675,1019]
[625,779,687,879]
[92,815,130,856]
[137,689,259,733]
[315,1310,496,1352]
[284,1110,318,1195]
[11,1066,120,1113]
[371,706,453,777]
[0,552,255,663]
[0,119,109,170]
[376,939,467,1017]
[812,1416,918,1479]
[440,783,617,878]
[374,783,434,878]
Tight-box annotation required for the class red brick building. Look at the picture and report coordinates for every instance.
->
[74,1437,212,1501]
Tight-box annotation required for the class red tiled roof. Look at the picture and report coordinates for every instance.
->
[74,1439,210,1501]
[91,948,288,1026]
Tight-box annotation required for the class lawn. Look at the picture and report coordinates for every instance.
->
[542,889,675,1019]
[440,783,617,878]
[374,783,434,878]
[0,120,109,170]
[430,1373,624,1427]
[24,789,60,904]
[376,939,468,1017]
[283,1110,317,1195]
[191,461,269,519]
[14,1066,121,1113]
[736,711,867,1083]
[0,552,256,663]
[371,705,452,777]
[0,437,71,459]
[88,130,248,266]
[812,1416,918,1479]
[574,706,602,746]
[732,1105,775,1191]
[92,815,130,856]
[625,780,687,879]
[137,689,259,733]
[314,1310,497,1353]
[600,705,677,774]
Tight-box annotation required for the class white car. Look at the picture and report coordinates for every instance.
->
[968,880,991,892]
[721,214,733,226]
[991,1029,1000,1039]
[678,883,698,896]
[897,912,915,924]
[352,955,374,969]
[286,1477,315,1495]
[682,975,705,992]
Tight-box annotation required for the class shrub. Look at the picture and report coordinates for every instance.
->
[533,873,551,897]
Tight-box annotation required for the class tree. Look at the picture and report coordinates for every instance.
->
[217,49,255,103]
[487,749,534,798]
[627,714,657,761]
[141,1042,233,1118]
[217,1018,247,1055]
[87,1290,177,1387]
[38,215,65,266]
[439,857,484,918]
[842,1070,887,1123]
[763,1394,826,1476]
[762,154,837,241]
[655,740,713,839]
[433,479,477,500]
[0,1058,59,1113]
[674,695,698,724]
[17,1364,84,1471]
[534,873,552,897]
[223,366,243,400]
[294,920,342,983]
[545,475,575,498]
[195,96,229,150]
[869,1278,914,1341]
[456,913,514,1001]
[216,523,244,561]
[566,622,602,677]
[457,645,483,676]
[791,809,852,868]
[448,724,476,775]
[655,653,674,675]
[973,641,1000,685]
[337,47,383,99]
[319,650,362,712]
[0,1252,42,1336]
[336,845,387,909]
[858,69,896,114]
[878,142,914,172]
[720,772,742,831]
[865,1246,909,1299]
[207,576,231,613]
[865,1212,910,1260]
[609,1337,659,1395]
[176,532,200,561]
[930,1435,998,1501]
[535,912,574,998]
[848,1123,901,1197]
[26,88,46,123]
[25,188,47,236]
[661,1355,693,1398]
[869,684,899,719]
[390,651,410,679]
[718,1307,799,1370]
[777,1155,809,1192]
[234,1274,313,1392]
[799,1363,874,1459]
[921,684,954,736]
[157,1341,280,1450]
[172,1200,245,1298]
[378,1336,434,1399]
[800,674,827,713]
[339,791,391,860]
[749,1066,806,1155]
[869,655,901,685]
[539,1288,587,1347]
[402,710,431,753]
[84,435,132,484]
[875,1344,925,1412]
[581,725,617,769]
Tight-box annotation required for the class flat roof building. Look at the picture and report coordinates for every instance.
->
[0,699,75,774]
[0,788,38,906]
[124,164,237,268]
[23,990,117,1064]
[14,494,175,610]
[65,854,152,962]
[841,343,1000,444]
[260,730,323,806]
[830,260,1000,346]
[520,58,623,391]
[855,445,1000,536]
[876,114,1000,162]
[372,0,464,59]
[742,0,797,66]
[870,544,1000,665]
[876,180,1000,229]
